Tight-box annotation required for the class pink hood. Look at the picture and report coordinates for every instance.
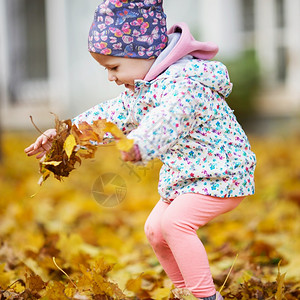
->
[144,22,219,82]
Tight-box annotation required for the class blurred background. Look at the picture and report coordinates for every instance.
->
[0,0,300,132]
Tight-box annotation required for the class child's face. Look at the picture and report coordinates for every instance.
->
[90,52,155,91]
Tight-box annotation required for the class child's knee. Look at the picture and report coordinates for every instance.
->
[144,220,164,248]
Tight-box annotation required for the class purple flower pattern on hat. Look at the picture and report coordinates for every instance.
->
[88,0,168,59]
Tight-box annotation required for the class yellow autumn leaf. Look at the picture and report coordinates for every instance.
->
[79,264,93,281]
[104,122,125,139]
[241,270,253,283]
[38,169,51,185]
[64,287,76,298]
[151,287,171,300]
[63,134,77,159]
[43,281,68,300]
[42,161,62,166]
[104,121,134,152]
[172,288,198,300]
[116,138,134,152]
[56,233,84,262]
[12,281,26,293]
[126,275,142,293]
[0,264,14,290]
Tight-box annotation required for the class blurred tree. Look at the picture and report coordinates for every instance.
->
[225,50,260,125]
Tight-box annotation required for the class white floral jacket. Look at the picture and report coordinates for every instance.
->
[72,56,256,201]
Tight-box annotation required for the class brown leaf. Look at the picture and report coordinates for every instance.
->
[25,273,46,293]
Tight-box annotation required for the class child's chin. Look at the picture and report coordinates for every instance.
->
[125,84,134,91]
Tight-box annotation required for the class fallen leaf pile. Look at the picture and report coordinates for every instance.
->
[0,131,300,299]
[38,115,134,184]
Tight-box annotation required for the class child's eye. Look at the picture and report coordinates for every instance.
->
[105,66,118,71]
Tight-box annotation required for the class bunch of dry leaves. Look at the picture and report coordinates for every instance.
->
[34,115,134,184]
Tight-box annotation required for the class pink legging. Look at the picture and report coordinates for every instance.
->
[144,193,244,298]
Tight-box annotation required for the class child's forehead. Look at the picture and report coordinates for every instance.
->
[90,52,119,65]
[90,52,154,70]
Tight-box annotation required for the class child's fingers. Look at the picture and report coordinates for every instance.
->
[24,144,35,153]
[41,134,51,145]
[25,143,41,154]
[43,129,57,141]
[32,137,42,150]
[26,144,48,156]
[120,150,135,162]
[32,134,53,150]
[25,129,56,157]
[25,147,42,156]
[42,143,52,152]
[36,151,47,159]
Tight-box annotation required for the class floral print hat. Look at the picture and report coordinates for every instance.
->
[88,0,168,59]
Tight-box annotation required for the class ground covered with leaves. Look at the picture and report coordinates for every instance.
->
[0,131,300,299]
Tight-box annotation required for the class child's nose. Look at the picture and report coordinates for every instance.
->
[108,72,117,82]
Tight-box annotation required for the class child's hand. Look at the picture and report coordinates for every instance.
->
[120,144,141,162]
[24,128,57,159]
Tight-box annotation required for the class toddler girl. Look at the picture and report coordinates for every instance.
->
[25,1,256,299]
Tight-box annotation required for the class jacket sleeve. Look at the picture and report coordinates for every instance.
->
[72,91,137,135]
[127,78,202,162]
